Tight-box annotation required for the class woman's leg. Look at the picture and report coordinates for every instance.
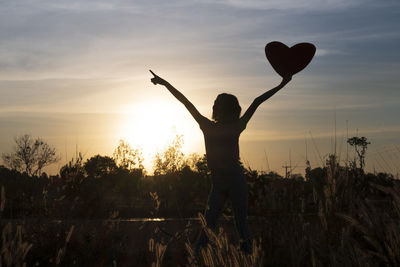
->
[229,170,252,254]
[196,184,227,250]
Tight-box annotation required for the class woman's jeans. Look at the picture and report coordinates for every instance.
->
[196,166,252,253]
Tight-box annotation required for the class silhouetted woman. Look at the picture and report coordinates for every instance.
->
[149,70,291,254]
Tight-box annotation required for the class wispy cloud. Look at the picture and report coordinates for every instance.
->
[193,0,377,10]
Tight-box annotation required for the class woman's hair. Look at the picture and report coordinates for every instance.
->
[212,93,241,123]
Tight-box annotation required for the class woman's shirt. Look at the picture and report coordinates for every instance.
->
[199,119,246,171]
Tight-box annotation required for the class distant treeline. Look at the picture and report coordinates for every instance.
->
[0,153,396,220]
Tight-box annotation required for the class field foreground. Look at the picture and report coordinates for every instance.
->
[1,159,399,266]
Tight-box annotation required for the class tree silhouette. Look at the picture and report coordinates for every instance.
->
[84,155,118,178]
[113,139,144,171]
[60,153,85,182]
[347,136,370,171]
[1,134,59,176]
[153,135,187,175]
[189,153,211,178]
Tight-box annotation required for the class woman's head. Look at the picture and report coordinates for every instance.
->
[212,93,241,123]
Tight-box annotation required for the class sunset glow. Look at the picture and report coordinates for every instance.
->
[0,0,399,175]
[117,100,204,169]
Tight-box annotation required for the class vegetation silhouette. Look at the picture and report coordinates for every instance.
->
[347,136,371,172]
[2,134,59,177]
[150,69,292,254]
[0,133,400,265]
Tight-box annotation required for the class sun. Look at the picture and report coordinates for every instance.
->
[119,102,176,152]
[117,100,204,169]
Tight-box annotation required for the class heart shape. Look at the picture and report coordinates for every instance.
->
[265,41,316,77]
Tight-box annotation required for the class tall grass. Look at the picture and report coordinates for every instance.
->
[304,154,400,266]
[189,213,264,267]
[1,154,399,266]
[147,155,400,266]
[147,212,264,267]
[0,186,32,267]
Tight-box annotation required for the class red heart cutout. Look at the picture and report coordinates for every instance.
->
[265,41,316,77]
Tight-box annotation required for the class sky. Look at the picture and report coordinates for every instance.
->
[0,0,399,176]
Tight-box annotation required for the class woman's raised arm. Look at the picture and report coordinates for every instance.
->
[239,76,292,130]
[150,70,210,126]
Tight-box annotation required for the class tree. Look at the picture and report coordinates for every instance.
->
[60,152,85,182]
[347,136,370,171]
[113,140,144,171]
[84,155,118,178]
[1,134,59,176]
[153,134,187,175]
[188,153,210,178]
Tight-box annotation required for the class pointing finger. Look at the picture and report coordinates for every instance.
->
[149,70,156,77]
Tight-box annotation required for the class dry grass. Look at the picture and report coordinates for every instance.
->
[188,213,264,267]
[147,213,264,267]
[1,156,399,266]
[0,186,32,267]
[145,156,400,266]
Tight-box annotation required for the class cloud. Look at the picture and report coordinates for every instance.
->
[0,1,399,127]
[193,0,376,10]
[1,0,398,83]
[315,48,346,57]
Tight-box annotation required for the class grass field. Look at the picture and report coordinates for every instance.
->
[1,154,399,266]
